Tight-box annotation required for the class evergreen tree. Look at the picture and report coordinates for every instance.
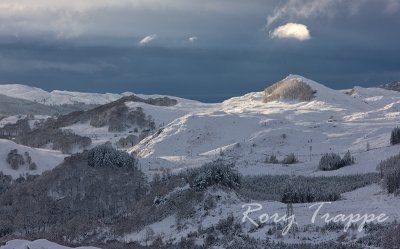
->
[190,160,240,191]
[319,153,342,171]
[390,127,400,145]
[341,150,355,166]
[269,154,279,164]
[87,143,138,169]
[319,151,354,171]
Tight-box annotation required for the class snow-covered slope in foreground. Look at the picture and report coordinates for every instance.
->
[0,139,66,178]
[0,239,99,249]
[130,75,400,176]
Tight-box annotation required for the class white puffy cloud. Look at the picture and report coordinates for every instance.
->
[270,23,311,41]
[188,36,198,42]
[139,34,158,45]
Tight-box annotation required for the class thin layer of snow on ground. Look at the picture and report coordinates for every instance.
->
[0,139,66,178]
[0,239,100,249]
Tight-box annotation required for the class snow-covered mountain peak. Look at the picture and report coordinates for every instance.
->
[274,75,372,111]
[221,75,371,114]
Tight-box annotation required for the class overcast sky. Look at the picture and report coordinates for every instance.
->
[0,0,399,102]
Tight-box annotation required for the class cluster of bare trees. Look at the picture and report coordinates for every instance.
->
[16,128,91,154]
[0,118,31,137]
[263,79,316,103]
[6,149,37,170]
[90,103,156,133]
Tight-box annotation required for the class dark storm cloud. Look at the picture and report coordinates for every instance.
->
[0,0,399,102]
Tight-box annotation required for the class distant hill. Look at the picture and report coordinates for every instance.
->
[0,94,96,116]
[0,84,130,106]
[378,81,400,92]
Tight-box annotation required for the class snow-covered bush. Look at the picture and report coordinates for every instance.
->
[318,153,341,170]
[263,79,316,103]
[318,151,354,171]
[378,152,400,194]
[390,127,400,145]
[28,162,37,170]
[87,143,138,169]
[190,159,241,191]
[281,153,299,164]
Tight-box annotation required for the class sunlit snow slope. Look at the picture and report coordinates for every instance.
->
[130,75,400,177]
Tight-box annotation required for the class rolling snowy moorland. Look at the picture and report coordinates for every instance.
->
[1,75,400,248]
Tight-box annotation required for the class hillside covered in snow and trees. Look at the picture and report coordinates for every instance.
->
[1,75,400,249]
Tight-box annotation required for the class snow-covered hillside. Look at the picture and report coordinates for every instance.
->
[3,75,398,178]
[350,86,400,109]
[0,139,66,178]
[59,96,212,148]
[0,239,99,249]
[129,75,400,177]
[2,75,400,248]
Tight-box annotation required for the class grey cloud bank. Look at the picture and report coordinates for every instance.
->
[0,0,399,102]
